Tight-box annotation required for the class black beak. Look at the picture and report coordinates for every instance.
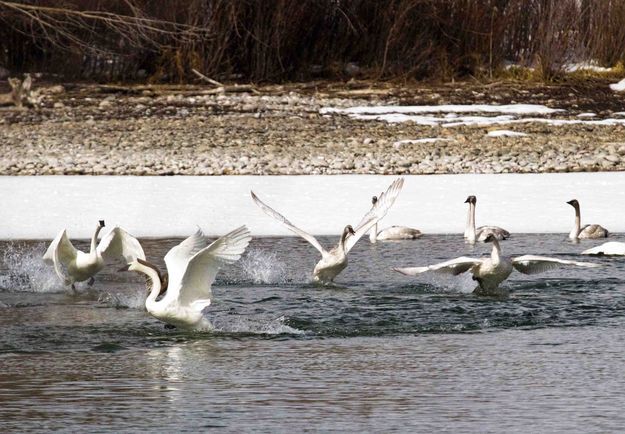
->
[99,220,105,227]
[117,264,130,272]
[464,198,470,203]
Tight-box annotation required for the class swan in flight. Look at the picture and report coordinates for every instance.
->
[394,233,599,295]
[121,226,251,330]
[251,178,404,284]
[368,195,422,243]
[43,220,145,291]
[567,199,608,240]
[581,241,625,256]
[464,195,510,243]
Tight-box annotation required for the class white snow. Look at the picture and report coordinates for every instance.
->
[320,104,562,116]
[486,130,528,137]
[2,174,625,239]
[564,62,613,73]
[610,78,625,92]
[393,138,453,149]
[577,113,597,118]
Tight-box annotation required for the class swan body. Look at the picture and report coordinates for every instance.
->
[43,221,145,290]
[464,195,509,243]
[394,234,599,295]
[368,196,422,242]
[124,226,251,330]
[581,242,625,256]
[567,199,608,240]
[251,178,404,284]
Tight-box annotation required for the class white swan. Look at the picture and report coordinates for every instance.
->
[464,195,510,242]
[121,226,251,330]
[567,199,608,240]
[581,241,625,256]
[251,178,404,284]
[394,233,599,295]
[368,195,422,243]
[43,220,145,291]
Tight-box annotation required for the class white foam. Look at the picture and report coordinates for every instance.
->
[486,130,528,137]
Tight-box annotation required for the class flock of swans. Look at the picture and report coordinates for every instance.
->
[41,178,623,331]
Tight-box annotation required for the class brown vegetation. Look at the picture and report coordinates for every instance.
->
[1,0,625,83]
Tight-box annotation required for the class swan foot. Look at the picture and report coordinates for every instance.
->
[70,283,77,293]
[87,277,95,287]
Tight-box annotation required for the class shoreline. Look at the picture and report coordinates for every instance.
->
[1,80,624,176]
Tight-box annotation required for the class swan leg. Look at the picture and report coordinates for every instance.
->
[87,277,95,287]
[71,283,77,293]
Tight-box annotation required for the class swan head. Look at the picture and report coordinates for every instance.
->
[371,195,378,205]
[98,220,105,228]
[464,195,476,205]
[566,199,579,208]
[344,225,356,237]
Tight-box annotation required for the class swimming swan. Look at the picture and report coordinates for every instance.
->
[251,178,404,284]
[581,241,625,256]
[393,233,599,295]
[567,199,608,240]
[464,195,510,243]
[369,195,422,243]
[43,220,145,291]
[121,226,251,330]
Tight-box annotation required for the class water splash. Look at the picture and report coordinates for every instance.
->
[98,289,146,309]
[0,242,65,292]
[211,315,305,335]
[239,248,289,284]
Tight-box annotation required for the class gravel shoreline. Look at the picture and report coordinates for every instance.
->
[1,80,624,175]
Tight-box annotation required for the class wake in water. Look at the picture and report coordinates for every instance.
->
[0,242,65,292]
[239,248,290,284]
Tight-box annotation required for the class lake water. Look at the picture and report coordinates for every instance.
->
[1,174,625,432]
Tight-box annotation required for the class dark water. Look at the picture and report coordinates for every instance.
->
[1,235,625,432]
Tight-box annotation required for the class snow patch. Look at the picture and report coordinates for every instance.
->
[486,130,528,137]
[577,112,597,118]
[564,62,613,73]
[393,138,453,148]
[610,78,625,92]
[321,104,562,116]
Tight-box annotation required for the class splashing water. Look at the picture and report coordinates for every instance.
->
[98,289,146,309]
[211,314,306,335]
[0,242,65,292]
[239,248,289,284]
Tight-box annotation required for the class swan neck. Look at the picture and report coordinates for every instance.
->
[490,238,502,262]
[91,225,103,255]
[139,264,162,309]
[465,202,476,241]
[570,205,581,239]
[339,229,350,252]
[369,223,378,243]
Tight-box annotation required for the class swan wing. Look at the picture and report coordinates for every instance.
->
[345,178,404,253]
[176,225,252,307]
[393,256,482,276]
[581,242,625,256]
[42,229,77,283]
[97,227,146,264]
[251,191,326,255]
[164,228,212,294]
[512,255,600,275]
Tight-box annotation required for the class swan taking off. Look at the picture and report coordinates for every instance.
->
[43,220,145,291]
[368,195,422,243]
[394,233,599,295]
[464,195,510,243]
[121,226,251,330]
[581,241,625,256]
[251,178,404,284]
[567,199,608,240]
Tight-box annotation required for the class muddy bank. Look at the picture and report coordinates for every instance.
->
[1,80,624,175]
